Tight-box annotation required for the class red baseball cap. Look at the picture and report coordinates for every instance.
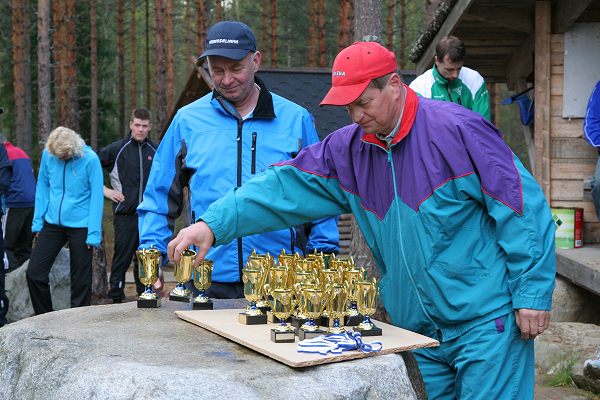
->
[320,42,397,106]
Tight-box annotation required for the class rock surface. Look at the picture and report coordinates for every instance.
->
[0,299,420,400]
[5,248,71,322]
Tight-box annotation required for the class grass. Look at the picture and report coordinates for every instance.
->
[545,354,577,387]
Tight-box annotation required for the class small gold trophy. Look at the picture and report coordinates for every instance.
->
[192,259,213,310]
[239,266,267,325]
[344,267,366,326]
[169,248,194,302]
[355,278,382,336]
[325,283,348,333]
[136,246,161,308]
[269,288,296,343]
[265,266,290,323]
[297,287,327,341]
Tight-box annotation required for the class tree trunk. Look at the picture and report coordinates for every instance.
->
[269,0,277,67]
[145,0,151,109]
[90,0,98,149]
[338,0,353,51]
[154,0,167,137]
[37,0,52,145]
[130,0,138,113]
[195,0,206,54]
[306,0,317,67]
[317,0,325,67]
[399,0,407,69]
[424,0,443,26]
[214,0,223,22]
[261,0,268,62]
[165,0,175,115]
[385,0,394,49]
[353,0,382,43]
[184,0,192,77]
[11,0,32,154]
[118,0,126,135]
[52,0,79,132]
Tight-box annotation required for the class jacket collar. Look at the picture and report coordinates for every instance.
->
[432,64,461,89]
[211,76,276,119]
[361,85,418,148]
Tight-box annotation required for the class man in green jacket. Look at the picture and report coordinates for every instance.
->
[410,35,491,120]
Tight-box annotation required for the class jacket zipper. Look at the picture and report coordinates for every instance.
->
[386,146,441,337]
[58,160,68,226]
[251,132,257,174]
[138,142,143,204]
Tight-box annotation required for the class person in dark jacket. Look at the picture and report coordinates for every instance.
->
[0,134,36,272]
[99,108,156,303]
[0,143,12,327]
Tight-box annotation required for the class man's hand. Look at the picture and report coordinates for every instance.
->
[168,221,215,267]
[515,309,550,340]
[103,186,125,203]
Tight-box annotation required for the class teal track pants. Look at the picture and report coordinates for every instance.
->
[413,312,535,399]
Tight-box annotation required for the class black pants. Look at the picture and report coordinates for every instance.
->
[3,207,34,271]
[0,215,7,326]
[26,223,93,315]
[108,214,143,301]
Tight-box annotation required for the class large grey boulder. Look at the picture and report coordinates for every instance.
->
[0,299,421,400]
[5,248,71,322]
[551,276,600,323]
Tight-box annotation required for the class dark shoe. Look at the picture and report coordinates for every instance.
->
[112,298,123,304]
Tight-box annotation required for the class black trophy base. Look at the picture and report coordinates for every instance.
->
[298,328,327,341]
[321,316,345,328]
[344,314,364,327]
[169,294,191,302]
[238,312,267,325]
[137,298,161,308]
[192,301,214,310]
[270,329,296,343]
[355,326,383,336]
[291,316,308,329]
[267,311,292,324]
[257,305,271,315]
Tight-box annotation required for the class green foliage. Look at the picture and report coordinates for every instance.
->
[546,354,577,387]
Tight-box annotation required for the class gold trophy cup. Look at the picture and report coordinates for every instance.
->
[169,248,194,302]
[136,246,161,308]
[325,283,348,333]
[239,266,267,325]
[269,288,296,343]
[344,267,366,326]
[192,259,213,310]
[297,287,327,341]
[355,278,382,336]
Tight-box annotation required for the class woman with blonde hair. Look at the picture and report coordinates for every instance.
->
[26,127,104,315]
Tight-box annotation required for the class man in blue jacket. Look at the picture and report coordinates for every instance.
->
[584,81,600,219]
[168,42,556,399]
[137,21,339,299]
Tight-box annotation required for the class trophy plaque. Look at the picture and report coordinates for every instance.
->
[269,288,296,343]
[136,246,161,308]
[192,259,213,310]
[239,266,267,325]
[355,278,382,336]
[169,248,194,302]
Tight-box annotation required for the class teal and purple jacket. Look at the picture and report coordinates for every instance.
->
[201,87,556,342]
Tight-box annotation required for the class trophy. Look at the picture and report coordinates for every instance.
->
[296,287,327,341]
[265,266,290,323]
[269,288,296,343]
[136,246,161,308]
[169,248,194,302]
[192,259,213,310]
[344,267,366,326]
[324,283,348,334]
[355,278,382,336]
[238,266,267,325]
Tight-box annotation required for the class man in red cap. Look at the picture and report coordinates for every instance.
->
[167,41,556,399]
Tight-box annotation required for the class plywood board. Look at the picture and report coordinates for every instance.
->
[176,309,439,368]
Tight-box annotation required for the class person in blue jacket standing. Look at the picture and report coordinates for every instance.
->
[137,21,339,299]
[168,42,556,399]
[27,127,104,315]
[584,81,600,219]
[0,143,12,327]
